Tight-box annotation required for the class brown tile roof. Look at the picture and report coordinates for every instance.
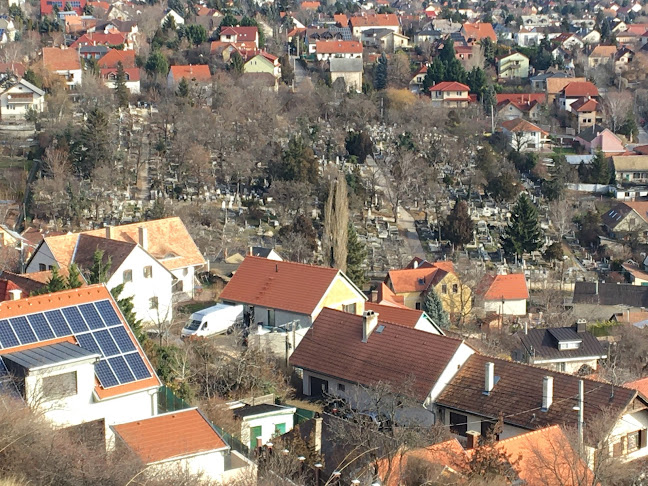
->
[316,40,363,54]
[546,77,585,95]
[70,32,127,48]
[496,93,546,104]
[477,273,529,301]
[41,233,80,268]
[571,97,599,112]
[349,13,399,28]
[334,13,349,26]
[112,409,227,464]
[501,117,548,134]
[219,256,346,315]
[461,22,497,42]
[71,234,137,278]
[42,47,81,72]
[435,354,638,432]
[562,81,599,98]
[289,307,466,401]
[0,279,21,302]
[20,227,66,248]
[590,45,617,58]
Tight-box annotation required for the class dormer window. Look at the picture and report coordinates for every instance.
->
[549,328,583,351]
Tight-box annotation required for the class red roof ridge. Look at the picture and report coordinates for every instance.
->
[0,284,109,319]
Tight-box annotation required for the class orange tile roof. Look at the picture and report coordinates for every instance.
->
[431,81,470,92]
[168,64,211,82]
[386,262,453,294]
[112,409,228,464]
[478,273,529,300]
[375,282,406,307]
[562,81,599,98]
[42,47,81,72]
[316,40,363,54]
[0,285,160,398]
[625,377,648,398]
[462,22,497,42]
[70,32,127,48]
[300,0,320,8]
[350,13,399,28]
[41,217,206,272]
[590,45,617,58]
[571,97,598,112]
[501,117,547,134]
[334,13,349,26]
[496,93,546,104]
[546,77,585,95]
[219,256,350,315]
[98,48,136,68]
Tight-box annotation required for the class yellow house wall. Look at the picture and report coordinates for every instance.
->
[392,274,472,316]
[316,274,365,316]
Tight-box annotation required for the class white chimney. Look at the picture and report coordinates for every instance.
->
[413,260,418,269]
[8,289,22,300]
[484,362,495,395]
[362,310,379,342]
[542,376,553,411]
[138,226,148,251]
[105,225,113,239]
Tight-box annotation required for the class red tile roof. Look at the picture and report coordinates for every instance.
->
[496,93,546,104]
[42,47,81,72]
[219,256,352,315]
[290,307,466,401]
[501,117,547,134]
[334,13,349,26]
[461,22,497,42]
[477,273,529,301]
[625,377,648,399]
[70,32,127,48]
[562,81,599,98]
[98,48,136,68]
[431,81,470,92]
[374,282,406,307]
[220,26,258,42]
[570,97,599,112]
[0,62,25,77]
[386,262,454,294]
[112,409,228,464]
[349,13,399,28]
[0,279,21,302]
[365,302,423,327]
[168,64,211,82]
[101,67,140,82]
[300,0,320,9]
[316,40,363,54]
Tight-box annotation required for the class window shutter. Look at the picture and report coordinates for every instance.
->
[640,429,647,449]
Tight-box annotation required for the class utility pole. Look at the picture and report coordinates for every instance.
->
[577,379,584,449]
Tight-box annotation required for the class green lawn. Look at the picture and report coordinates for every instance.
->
[552,147,578,155]
[0,157,31,170]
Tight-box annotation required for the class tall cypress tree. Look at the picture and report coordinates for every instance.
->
[114,61,129,108]
[346,222,367,288]
[589,150,610,185]
[443,199,474,249]
[423,286,450,329]
[501,193,543,258]
[374,53,388,90]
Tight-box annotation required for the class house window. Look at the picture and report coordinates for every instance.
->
[123,270,132,283]
[338,383,345,392]
[39,263,46,271]
[628,431,640,453]
[268,309,275,327]
[149,297,158,310]
[274,423,286,435]
[481,420,499,440]
[441,284,448,294]
[343,303,356,314]
[415,302,421,310]
[449,411,467,436]
[173,280,184,293]
[452,284,458,294]
[558,362,566,372]
[143,266,152,278]
[42,371,77,400]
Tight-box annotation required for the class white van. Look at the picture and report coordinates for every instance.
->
[181,303,244,339]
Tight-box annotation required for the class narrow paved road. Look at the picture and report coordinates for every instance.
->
[291,56,308,86]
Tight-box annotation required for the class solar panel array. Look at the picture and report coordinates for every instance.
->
[0,300,151,389]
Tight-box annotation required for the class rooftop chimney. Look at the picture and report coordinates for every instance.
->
[105,225,114,240]
[484,362,495,395]
[8,289,22,301]
[314,415,323,453]
[138,226,148,251]
[542,376,553,411]
[466,430,480,449]
[575,319,586,333]
[362,310,379,342]
[413,260,418,269]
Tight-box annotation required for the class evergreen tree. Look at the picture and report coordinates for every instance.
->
[589,150,610,185]
[422,58,445,92]
[76,107,110,178]
[66,264,83,289]
[274,135,318,182]
[619,113,638,142]
[443,57,467,83]
[88,249,112,284]
[186,24,207,45]
[177,77,190,97]
[323,171,349,271]
[501,193,543,258]
[466,66,487,100]
[443,199,474,249]
[346,222,366,288]
[423,286,450,329]
[280,54,294,85]
[230,51,244,74]
[345,130,373,164]
[44,267,68,293]
[145,50,168,77]
[374,53,388,90]
[439,38,456,63]
[114,61,129,108]
[111,283,145,343]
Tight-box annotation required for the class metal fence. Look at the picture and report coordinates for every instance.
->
[158,385,191,413]
[295,407,316,425]
[213,423,250,458]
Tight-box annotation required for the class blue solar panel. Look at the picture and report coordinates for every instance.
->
[27,314,54,341]
[95,300,121,326]
[62,307,88,333]
[0,320,19,348]
[44,310,71,337]
[10,317,37,344]
[108,356,135,384]
[109,327,136,353]
[76,333,100,355]
[124,352,150,380]
[95,359,119,388]
[79,303,105,330]
[93,329,119,357]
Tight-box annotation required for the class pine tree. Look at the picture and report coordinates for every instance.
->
[443,199,474,249]
[346,222,367,288]
[44,267,68,293]
[423,286,450,329]
[111,283,145,343]
[374,53,388,90]
[589,150,610,185]
[88,249,112,284]
[66,264,83,289]
[76,107,110,178]
[177,77,190,97]
[467,66,487,100]
[501,193,543,258]
[280,54,294,85]
[114,61,129,108]
[230,51,244,74]
[423,58,445,93]
[439,38,456,63]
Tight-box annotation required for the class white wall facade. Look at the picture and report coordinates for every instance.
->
[26,241,58,272]
[0,83,45,120]
[108,247,174,325]
[484,298,527,316]
[427,342,475,403]
[239,409,296,448]
[171,265,197,301]
[148,449,227,481]
[531,357,600,374]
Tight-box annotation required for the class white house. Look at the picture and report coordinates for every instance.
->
[42,47,83,87]
[476,273,528,316]
[0,79,45,120]
[112,408,254,483]
[501,118,549,152]
[0,286,161,446]
[101,67,140,94]
[515,28,545,47]
[161,9,184,27]
[232,403,296,449]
